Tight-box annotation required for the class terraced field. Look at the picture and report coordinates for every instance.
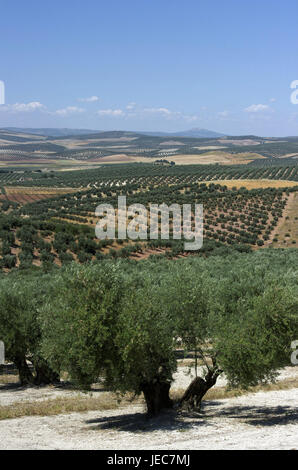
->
[1,162,297,190]
[0,163,297,271]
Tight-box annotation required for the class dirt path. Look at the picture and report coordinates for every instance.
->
[265,192,295,247]
[270,191,298,247]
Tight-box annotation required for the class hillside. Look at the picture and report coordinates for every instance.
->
[0,129,298,169]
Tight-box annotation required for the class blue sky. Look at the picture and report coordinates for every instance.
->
[0,0,297,136]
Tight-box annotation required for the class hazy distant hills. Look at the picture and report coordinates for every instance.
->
[2,127,226,139]
[174,128,226,138]
[2,128,98,137]
[142,128,226,138]
[0,127,298,169]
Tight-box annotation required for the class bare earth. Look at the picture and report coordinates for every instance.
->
[0,388,297,450]
[0,366,297,450]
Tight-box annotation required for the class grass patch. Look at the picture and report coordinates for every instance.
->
[171,377,298,403]
[1,375,297,420]
[0,392,143,421]
[0,374,19,384]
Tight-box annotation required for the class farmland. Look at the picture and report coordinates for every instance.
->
[2,0,298,451]
[0,145,297,450]
[270,191,298,247]
[1,161,298,190]
[0,161,297,271]
[1,186,80,204]
[1,129,298,169]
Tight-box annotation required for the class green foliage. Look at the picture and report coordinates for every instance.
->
[0,248,297,413]
[0,277,36,363]
[213,285,297,387]
[208,262,298,388]
[111,273,177,395]
[41,262,124,388]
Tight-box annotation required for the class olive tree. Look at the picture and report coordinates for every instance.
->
[0,275,59,385]
[41,262,176,416]
[0,278,35,384]
[211,280,297,388]
[163,263,223,411]
[41,262,123,389]
[41,252,298,416]
[111,273,176,416]
[169,257,298,411]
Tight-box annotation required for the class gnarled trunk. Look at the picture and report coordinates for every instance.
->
[180,368,221,412]
[33,358,60,386]
[14,355,34,386]
[142,380,173,416]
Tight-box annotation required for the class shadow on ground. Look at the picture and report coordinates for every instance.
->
[0,380,108,393]
[207,404,298,427]
[85,408,211,433]
[85,400,298,433]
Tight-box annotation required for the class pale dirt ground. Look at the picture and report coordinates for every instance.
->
[0,366,297,450]
[166,152,266,165]
[203,179,298,190]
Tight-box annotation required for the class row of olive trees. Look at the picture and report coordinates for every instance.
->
[0,251,297,415]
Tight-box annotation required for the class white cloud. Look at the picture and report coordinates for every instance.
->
[96,106,199,121]
[244,104,270,113]
[269,98,276,103]
[54,106,85,116]
[184,115,199,122]
[144,107,173,115]
[143,107,199,121]
[78,95,99,102]
[96,109,125,117]
[0,101,45,113]
[126,102,136,110]
[218,110,230,118]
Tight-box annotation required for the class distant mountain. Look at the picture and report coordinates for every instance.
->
[1,127,226,139]
[171,128,226,138]
[3,128,98,137]
[141,128,226,138]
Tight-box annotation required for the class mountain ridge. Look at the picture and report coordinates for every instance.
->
[1,127,226,139]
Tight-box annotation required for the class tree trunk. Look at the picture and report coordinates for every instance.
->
[14,355,34,386]
[142,380,173,416]
[179,368,221,412]
[33,358,60,386]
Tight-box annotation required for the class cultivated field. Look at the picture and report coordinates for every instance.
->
[2,186,79,204]
[168,152,265,165]
[1,130,298,168]
[205,179,298,189]
[0,158,297,451]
